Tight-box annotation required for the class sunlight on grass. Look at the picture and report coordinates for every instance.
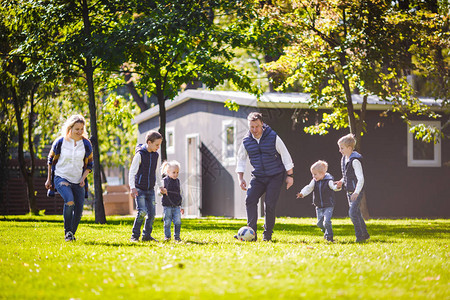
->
[0,216,448,299]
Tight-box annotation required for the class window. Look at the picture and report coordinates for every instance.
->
[407,121,441,167]
[166,127,175,154]
[222,120,236,165]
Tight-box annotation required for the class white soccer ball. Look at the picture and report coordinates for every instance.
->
[236,226,256,241]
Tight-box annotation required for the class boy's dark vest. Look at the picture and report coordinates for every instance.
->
[135,144,158,191]
[341,151,363,193]
[312,173,335,208]
[162,176,182,207]
[243,125,284,177]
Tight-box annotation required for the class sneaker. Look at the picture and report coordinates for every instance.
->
[356,236,370,243]
[65,231,74,242]
[142,236,159,242]
[130,237,139,242]
[164,237,171,242]
[174,237,182,242]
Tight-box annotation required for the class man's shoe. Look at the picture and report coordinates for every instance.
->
[65,231,74,242]
[164,237,171,242]
[356,236,369,243]
[175,237,182,242]
[130,237,139,242]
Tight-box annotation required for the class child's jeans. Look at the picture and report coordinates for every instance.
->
[163,206,181,239]
[54,176,85,235]
[131,188,156,239]
[316,206,334,241]
[347,192,369,241]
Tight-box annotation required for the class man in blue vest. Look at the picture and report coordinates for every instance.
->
[236,112,294,241]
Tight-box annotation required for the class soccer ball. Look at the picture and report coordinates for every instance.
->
[236,226,256,241]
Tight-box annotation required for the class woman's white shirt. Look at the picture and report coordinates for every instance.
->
[54,138,85,184]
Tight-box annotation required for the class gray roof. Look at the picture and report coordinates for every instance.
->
[133,89,443,125]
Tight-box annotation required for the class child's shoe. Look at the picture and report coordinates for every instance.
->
[142,236,158,242]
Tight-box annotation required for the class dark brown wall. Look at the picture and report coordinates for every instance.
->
[262,108,450,218]
[1,160,64,215]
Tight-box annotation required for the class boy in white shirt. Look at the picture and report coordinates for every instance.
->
[335,134,370,242]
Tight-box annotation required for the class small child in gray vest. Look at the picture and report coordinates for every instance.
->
[297,160,341,242]
[160,160,184,242]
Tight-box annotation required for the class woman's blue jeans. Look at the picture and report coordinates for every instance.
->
[131,188,156,239]
[54,176,85,235]
[163,206,181,239]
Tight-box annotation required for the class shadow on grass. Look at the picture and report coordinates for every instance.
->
[2,216,448,241]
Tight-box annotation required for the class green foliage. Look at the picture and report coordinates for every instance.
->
[224,99,240,112]
[0,216,448,299]
[97,93,138,168]
[123,0,260,100]
[409,123,443,144]
[259,0,449,143]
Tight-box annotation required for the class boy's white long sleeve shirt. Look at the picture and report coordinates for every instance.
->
[342,157,364,194]
[300,179,341,197]
[235,135,294,173]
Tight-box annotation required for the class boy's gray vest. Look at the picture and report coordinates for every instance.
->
[162,176,182,207]
[243,125,284,177]
[341,151,363,193]
[135,144,158,191]
[312,173,335,208]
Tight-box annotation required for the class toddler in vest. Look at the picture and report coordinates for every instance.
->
[160,160,184,242]
[335,133,370,242]
[297,160,340,242]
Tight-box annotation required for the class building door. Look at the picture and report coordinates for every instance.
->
[185,134,201,217]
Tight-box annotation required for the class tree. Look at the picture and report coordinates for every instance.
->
[16,0,139,223]
[260,0,449,217]
[267,1,445,137]
[123,0,259,161]
[0,4,52,214]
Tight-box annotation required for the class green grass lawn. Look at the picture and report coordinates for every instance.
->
[0,215,448,299]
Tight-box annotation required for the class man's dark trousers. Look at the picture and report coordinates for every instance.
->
[245,172,284,240]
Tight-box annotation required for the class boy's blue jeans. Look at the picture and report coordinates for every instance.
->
[347,192,369,240]
[316,206,334,241]
[54,176,85,236]
[163,206,181,239]
[131,188,156,239]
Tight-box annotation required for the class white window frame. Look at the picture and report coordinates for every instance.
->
[166,127,175,155]
[407,120,441,167]
[222,120,237,166]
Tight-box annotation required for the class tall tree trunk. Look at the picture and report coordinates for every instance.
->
[355,95,369,220]
[124,72,149,112]
[82,0,106,224]
[341,58,370,220]
[12,89,38,214]
[26,85,39,214]
[156,80,167,161]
